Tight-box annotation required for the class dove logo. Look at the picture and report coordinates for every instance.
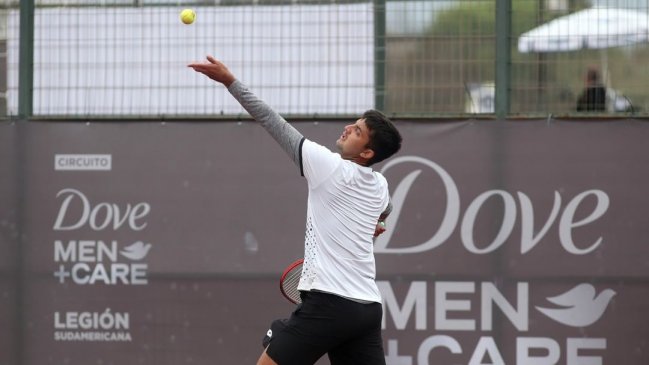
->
[53,240,151,285]
[53,188,151,231]
[536,283,616,327]
[120,241,152,261]
[376,156,609,256]
[379,280,611,365]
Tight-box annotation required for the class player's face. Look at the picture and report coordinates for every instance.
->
[336,118,373,163]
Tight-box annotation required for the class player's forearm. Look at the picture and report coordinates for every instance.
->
[228,80,303,166]
[379,201,393,221]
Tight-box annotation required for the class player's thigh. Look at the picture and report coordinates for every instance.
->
[265,297,336,365]
[265,322,329,365]
[328,301,385,365]
[327,329,386,365]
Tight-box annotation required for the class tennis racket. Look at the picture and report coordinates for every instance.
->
[279,258,303,304]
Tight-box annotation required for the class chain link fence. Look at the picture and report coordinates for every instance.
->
[1,0,647,118]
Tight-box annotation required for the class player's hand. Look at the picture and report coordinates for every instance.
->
[373,221,386,237]
[188,55,236,87]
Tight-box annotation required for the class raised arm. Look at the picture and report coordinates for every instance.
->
[188,56,304,167]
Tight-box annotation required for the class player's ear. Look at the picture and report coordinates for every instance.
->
[360,148,374,160]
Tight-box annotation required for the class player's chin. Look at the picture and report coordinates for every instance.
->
[335,139,344,150]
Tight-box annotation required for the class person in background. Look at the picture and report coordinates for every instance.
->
[576,67,607,112]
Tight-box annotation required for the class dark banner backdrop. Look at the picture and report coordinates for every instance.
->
[1,119,648,365]
[1,121,18,365]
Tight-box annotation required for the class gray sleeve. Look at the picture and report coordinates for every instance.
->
[227,80,304,167]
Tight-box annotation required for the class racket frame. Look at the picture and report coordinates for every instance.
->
[279,258,304,304]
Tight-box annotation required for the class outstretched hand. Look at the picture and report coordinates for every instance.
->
[188,55,236,87]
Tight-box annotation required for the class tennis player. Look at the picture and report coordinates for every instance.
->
[189,56,402,365]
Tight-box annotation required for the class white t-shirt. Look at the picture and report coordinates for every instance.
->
[297,139,390,303]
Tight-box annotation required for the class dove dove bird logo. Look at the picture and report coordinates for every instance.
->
[536,283,616,327]
[119,241,152,261]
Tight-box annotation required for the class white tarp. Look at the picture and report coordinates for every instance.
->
[518,7,649,53]
[6,4,375,115]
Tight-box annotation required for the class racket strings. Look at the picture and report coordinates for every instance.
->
[281,264,303,304]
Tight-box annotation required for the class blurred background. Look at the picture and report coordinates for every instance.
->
[0,0,647,117]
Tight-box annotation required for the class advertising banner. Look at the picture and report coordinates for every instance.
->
[1,119,648,364]
[1,121,18,365]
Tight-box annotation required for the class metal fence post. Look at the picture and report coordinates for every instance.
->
[19,0,34,118]
[374,0,386,112]
[495,0,511,118]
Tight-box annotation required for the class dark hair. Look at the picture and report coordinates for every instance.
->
[586,67,600,83]
[361,109,402,166]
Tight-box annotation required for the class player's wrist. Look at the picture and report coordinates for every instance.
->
[222,75,236,87]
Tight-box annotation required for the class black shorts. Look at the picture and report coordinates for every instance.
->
[266,291,385,365]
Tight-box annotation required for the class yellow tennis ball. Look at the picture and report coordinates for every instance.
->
[180,9,196,25]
